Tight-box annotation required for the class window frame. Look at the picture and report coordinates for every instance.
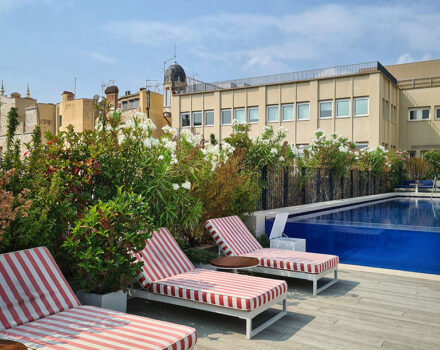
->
[192,111,203,127]
[233,108,246,123]
[354,97,369,117]
[204,110,214,126]
[408,107,431,121]
[297,102,310,121]
[221,109,232,125]
[436,107,440,120]
[281,104,294,122]
[319,100,333,119]
[266,105,279,123]
[180,112,191,128]
[336,99,350,118]
[247,107,259,124]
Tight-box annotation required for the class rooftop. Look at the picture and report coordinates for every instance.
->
[180,61,397,95]
[129,266,440,349]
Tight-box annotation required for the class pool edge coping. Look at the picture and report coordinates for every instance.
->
[339,263,440,281]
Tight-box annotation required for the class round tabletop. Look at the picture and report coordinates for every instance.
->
[0,340,27,350]
[210,256,259,269]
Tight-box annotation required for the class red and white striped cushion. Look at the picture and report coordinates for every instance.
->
[243,249,339,274]
[0,305,197,350]
[205,216,262,256]
[132,228,195,288]
[151,268,287,311]
[0,247,80,331]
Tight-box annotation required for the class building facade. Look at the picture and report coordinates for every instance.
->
[0,84,55,153]
[56,91,97,133]
[167,60,440,157]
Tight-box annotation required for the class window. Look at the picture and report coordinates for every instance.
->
[129,98,139,109]
[383,100,389,121]
[282,104,294,121]
[122,101,128,111]
[192,111,202,127]
[248,107,259,123]
[59,115,63,127]
[355,143,368,150]
[180,112,190,127]
[408,151,416,159]
[234,108,245,123]
[436,107,440,120]
[408,108,430,121]
[421,150,428,158]
[267,105,279,122]
[336,99,350,118]
[221,109,232,125]
[297,103,310,120]
[205,110,214,126]
[319,101,332,119]
[354,97,369,116]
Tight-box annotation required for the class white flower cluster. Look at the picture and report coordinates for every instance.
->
[172,181,191,191]
[143,137,160,148]
[162,125,178,137]
[278,126,289,134]
[125,112,157,135]
[180,130,202,147]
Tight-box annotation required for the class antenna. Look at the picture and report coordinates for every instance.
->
[174,43,177,62]
[74,77,83,96]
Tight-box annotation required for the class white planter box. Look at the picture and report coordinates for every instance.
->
[270,237,306,252]
[76,289,127,312]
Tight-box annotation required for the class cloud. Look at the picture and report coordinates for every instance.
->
[0,0,28,12]
[103,3,440,76]
[89,51,118,64]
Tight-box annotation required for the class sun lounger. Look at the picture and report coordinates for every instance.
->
[131,228,288,339]
[205,215,339,295]
[0,247,197,350]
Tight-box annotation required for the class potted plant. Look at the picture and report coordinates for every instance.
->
[63,188,153,312]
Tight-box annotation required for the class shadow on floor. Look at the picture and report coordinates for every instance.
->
[127,298,314,342]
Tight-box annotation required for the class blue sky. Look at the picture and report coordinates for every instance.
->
[1,0,439,103]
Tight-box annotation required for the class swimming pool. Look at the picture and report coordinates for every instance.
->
[266,197,440,274]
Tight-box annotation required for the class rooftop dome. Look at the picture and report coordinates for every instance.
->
[164,63,186,83]
[105,85,119,94]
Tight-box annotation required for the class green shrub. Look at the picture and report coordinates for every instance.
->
[424,149,440,179]
[63,189,153,294]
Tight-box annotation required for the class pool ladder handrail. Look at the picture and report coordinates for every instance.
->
[431,176,437,200]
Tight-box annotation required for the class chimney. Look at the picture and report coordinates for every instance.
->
[104,85,119,109]
[62,91,74,102]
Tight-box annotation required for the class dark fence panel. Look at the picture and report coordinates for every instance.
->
[258,166,393,211]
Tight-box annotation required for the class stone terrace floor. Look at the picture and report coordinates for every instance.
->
[128,267,440,350]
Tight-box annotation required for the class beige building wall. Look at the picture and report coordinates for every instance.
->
[386,59,440,80]
[171,71,395,148]
[24,103,56,143]
[119,89,165,138]
[398,86,440,157]
[56,93,96,133]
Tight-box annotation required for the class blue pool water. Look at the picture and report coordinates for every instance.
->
[266,198,440,274]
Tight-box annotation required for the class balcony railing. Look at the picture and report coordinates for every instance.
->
[179,61,397,94]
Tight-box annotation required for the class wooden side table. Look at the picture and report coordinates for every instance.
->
[210,256,259,273]
[0,340,27,350]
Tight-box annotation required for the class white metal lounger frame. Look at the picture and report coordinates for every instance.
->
[248,265,338,296]
[132,289,287,339]
[217,248,338,296]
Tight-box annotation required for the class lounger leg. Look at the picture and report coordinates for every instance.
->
[313,278,317,296]
[246,318,252,340]
[315,269,339,295]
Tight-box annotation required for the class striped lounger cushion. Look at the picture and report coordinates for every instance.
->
[205,215,338,274]
[242,249,339,274]
[0,247,197,350]
[151,268,287,311]
[134,228,287,311]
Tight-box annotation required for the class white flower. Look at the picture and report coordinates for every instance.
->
[162,125,177,137]
[170,154,178,164]
[158,155,164,160]
[279,156,285,162]
[278,126,289,134]
[163,139,177,152]
[144,138,152,148]
[172,183,180,190]
[182,181,191,190]
[270,148,278,154]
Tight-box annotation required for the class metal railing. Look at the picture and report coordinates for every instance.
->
[179,61,397,94]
